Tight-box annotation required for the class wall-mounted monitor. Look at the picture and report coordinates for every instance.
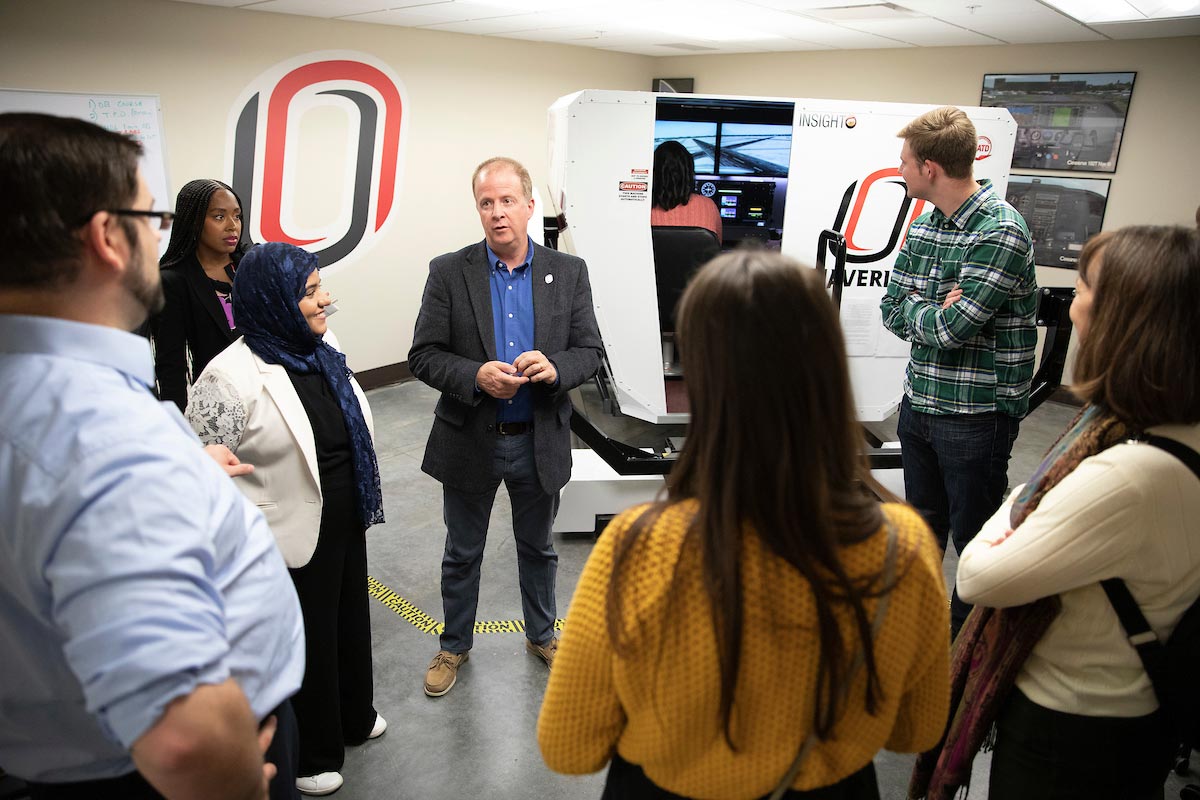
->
[980,72,1135,173]
[1006,174,1110,268]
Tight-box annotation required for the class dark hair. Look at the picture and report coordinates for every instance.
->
[1073,225,1200,427]
[607,250,899,747]
[897,106,976,181]
[160,179,253,269]
[0,112,142,288]
[652,140,696,211]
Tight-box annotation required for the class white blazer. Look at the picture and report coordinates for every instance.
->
[185,330,375,568]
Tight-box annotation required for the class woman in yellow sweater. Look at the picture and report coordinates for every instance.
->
[538,250,951,799]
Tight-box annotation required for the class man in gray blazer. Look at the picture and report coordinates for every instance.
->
[409,156,603,697]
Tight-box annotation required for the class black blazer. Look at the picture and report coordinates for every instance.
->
[152,254,240,411]
[408,241,604,495]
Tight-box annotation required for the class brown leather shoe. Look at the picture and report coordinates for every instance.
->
[424,650,469,697]
[525,636,558,669]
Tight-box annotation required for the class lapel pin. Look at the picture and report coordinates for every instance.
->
[545,274,553,284]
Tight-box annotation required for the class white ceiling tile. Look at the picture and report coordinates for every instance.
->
[1092,15,1200,35]
[839,17,1004,45]
[969,20,1107,42]
[156,0,1200,53]
[244,0,394,17]
[343,7,457,26]
[419,15,546,34]
[164,0,264,6]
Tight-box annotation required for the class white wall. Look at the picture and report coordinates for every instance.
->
[2,0,1196,373]
[0,0,654,372]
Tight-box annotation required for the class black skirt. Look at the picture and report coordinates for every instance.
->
[601,752,879,800]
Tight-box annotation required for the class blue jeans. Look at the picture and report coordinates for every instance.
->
[897,396,1020,634]
[440,432,559,653]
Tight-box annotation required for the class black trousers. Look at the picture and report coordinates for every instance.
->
[27,700,299,800]
[601,752,879,800]
[989,689,1174,800]
[289,483,376,776]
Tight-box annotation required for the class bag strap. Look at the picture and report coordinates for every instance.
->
[1100,435,1200,707]
[768,518,899,800]
[1142,435,1200,482]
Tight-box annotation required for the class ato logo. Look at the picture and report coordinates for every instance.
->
[832,168,929,264]
[976,135,993,161]
[228,52,408,270]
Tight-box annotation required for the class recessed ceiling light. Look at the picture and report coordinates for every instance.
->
[1041,0,1200,22]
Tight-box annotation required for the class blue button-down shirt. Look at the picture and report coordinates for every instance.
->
[487,239,535,423]
[0,314,305,783]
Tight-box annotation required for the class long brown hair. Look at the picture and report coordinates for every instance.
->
[1073,225,1200,427]
[606,250,894,747]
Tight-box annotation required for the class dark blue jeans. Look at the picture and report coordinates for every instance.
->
[896,396,1020,634]
[440,432,559,653]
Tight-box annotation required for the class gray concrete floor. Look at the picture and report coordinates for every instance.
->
[346,382,1194,799]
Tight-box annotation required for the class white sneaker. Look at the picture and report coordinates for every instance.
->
[296,771,343,796]
[368,712,387,739]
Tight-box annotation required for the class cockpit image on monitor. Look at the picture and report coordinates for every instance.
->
[653,120,717,174]
[718,122,791,177]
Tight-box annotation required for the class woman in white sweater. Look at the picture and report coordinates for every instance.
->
[912,225,1200,800]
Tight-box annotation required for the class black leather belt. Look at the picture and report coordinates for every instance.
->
[496,421,532,435]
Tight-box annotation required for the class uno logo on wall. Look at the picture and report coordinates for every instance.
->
[227,51,408,270]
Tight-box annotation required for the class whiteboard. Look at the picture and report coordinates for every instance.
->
[0,88,171,255]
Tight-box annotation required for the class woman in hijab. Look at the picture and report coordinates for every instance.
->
[186,242,386,797]
[152,179,253,410]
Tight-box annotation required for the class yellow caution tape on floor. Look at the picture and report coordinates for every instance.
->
[367,575,564,635]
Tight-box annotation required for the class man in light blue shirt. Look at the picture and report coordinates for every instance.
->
[0,113,305,800]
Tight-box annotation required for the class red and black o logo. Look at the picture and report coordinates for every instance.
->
[229,53,407,269]
[831,167,929,264]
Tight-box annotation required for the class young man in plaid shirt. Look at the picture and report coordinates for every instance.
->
[880,106,1037,636]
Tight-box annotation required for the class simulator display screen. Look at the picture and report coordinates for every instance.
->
[719,123,792,177]
[1006,175,1110,269]
[653,98,794,179]
[981,72,1136,173]
[653,120,717,174]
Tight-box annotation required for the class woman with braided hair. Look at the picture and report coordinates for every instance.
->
[911,225,1200,800]
[151,178,252,410]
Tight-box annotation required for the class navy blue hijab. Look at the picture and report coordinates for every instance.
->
[233,242,384,528]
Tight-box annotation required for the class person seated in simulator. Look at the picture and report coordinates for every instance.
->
[651,140,722,244]
[538,250,950,800]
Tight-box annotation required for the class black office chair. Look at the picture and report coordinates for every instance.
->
[651,225,720,374]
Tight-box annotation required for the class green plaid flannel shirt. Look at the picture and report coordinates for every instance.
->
[880,180,1037,417]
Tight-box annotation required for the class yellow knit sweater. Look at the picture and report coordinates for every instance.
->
[538,501,950,799]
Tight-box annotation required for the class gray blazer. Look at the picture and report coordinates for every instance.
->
[408,241,603,495]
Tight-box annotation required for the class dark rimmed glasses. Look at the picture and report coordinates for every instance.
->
[81,209,176,231]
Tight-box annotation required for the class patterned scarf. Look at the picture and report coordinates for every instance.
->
[233,242,384,529]
[908,405,1130,799]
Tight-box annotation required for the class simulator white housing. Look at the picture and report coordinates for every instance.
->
[547,90,1018,424]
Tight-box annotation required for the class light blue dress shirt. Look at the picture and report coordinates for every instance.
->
[0,314,305,783]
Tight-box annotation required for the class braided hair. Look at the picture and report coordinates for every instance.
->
[160,178,253,268]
